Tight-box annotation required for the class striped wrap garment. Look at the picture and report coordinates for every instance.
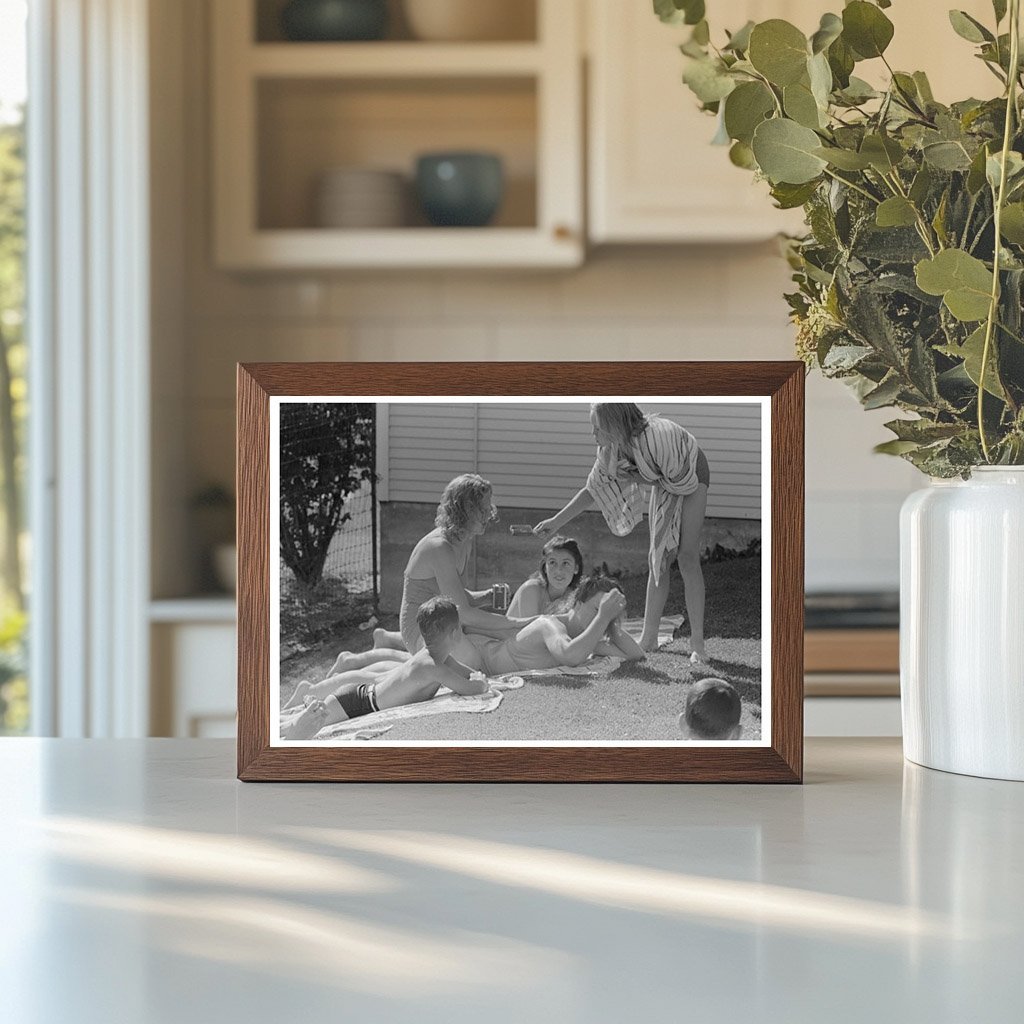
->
[585,415,702,585]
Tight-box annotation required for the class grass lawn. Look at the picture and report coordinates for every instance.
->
[280,556,762,742]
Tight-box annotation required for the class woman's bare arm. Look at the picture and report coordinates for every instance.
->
[534,487,595,538]
[508,579,545,618]
[427,542,526,633]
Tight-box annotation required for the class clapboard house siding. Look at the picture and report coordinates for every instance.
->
[384,401,761,520]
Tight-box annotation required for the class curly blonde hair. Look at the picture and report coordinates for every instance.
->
[591,403,648,446]
[435,474,493,542]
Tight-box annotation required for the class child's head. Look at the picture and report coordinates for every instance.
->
[416,596,460,653]
[590,403,647,447]
[679,678,742,740]
[538,536,584,595]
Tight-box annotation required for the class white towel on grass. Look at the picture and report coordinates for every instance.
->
[315,675,525,740]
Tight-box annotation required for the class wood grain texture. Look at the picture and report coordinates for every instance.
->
[236,361,805,783]
[804,629,899,674]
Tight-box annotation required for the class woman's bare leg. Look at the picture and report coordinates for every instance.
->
[639,556,671,651]
[373,628,406,651]
[676,484,709,662]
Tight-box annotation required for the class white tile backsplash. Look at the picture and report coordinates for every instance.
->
[181,249,919,593]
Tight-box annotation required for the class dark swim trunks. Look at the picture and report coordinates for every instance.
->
[332,681,380,719]
[696,448,711,487]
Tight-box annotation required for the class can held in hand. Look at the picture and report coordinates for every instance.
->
[491,583,511,612]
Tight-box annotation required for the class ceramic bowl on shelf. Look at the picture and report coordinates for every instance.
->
[315,167,407,228]
[280,0,388,42]
[414,152,504,227]
[403,0,535,42]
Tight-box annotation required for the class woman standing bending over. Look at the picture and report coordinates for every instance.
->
[507,535,585,618]
[534,403,710,659]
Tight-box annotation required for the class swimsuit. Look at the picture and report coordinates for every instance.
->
[332,681,380,719]
[466,631,559,676]
[398,558,471,652]
[586,415,710,585]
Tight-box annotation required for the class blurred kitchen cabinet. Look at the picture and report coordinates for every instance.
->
[151,602,237,738]
[587,0,817,243]
[211,0,583,268]
[586,0,997,244]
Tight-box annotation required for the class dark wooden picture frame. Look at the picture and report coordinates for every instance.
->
[237,362,804,782]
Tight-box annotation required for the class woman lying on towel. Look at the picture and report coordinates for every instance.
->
[506,535,584,617]
[454,571,644,675]
[282,596,491,740]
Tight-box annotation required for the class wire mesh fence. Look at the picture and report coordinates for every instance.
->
[278,402,378,653]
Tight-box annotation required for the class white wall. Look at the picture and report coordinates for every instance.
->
[384,401,762,518]
[154,0,920,598]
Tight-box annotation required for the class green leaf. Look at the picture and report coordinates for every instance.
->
[915,249,994,322]
[876,196,918,228]
[810,12,843,54]
[807,51,833,110]
[723,81,776,144]
[770,179,820,208]
[723,20,755,53]
[728,140,757,169]
[1000,203,1024,245]
[986,150,1024,191]
[909,164,933,205]
[682,57,736,104]
[784,80,824,129]
[862,374,903,409]
[993,0,1008,24]
[922,140,972,171]
[860,133,904,173]
[940,325,1006,398]
[967,144,991,194]
[827,35,855,89]
[874,439,922,455]
[748,20,809,87]
[932,190,950,247]
[692,19,710,45]
[813,146,872,170]
[751,118,828,184]
[884,418,963,443]
[912,71,935,104]
[842,1,894,59]
[653,0,705,26]
[948,10,994,44]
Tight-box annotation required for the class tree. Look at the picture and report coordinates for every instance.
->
[279,403,374,589]
[0,111,25,608]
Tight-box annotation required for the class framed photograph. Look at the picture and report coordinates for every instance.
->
[237,362,803,782]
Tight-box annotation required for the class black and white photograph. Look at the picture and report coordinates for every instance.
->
[271,397,770,746]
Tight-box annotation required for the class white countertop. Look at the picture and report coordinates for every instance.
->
[0,738,1020,1023]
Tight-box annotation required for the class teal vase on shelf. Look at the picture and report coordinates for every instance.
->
[280,0,388,41]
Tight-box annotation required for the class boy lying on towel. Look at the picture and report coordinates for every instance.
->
[452,572,645,675]
[281,596,490,740]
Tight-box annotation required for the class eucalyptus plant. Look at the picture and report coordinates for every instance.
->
[657,0,1024,475]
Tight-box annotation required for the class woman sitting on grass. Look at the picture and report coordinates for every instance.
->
[507,535,585,617]
[338,474,534,668]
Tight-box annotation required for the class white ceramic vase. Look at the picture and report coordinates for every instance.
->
[900,467,1024,781]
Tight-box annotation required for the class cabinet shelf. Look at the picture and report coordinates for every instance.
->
[212,0,582,269]
[217,226,580,270]
[249,42,544,78]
